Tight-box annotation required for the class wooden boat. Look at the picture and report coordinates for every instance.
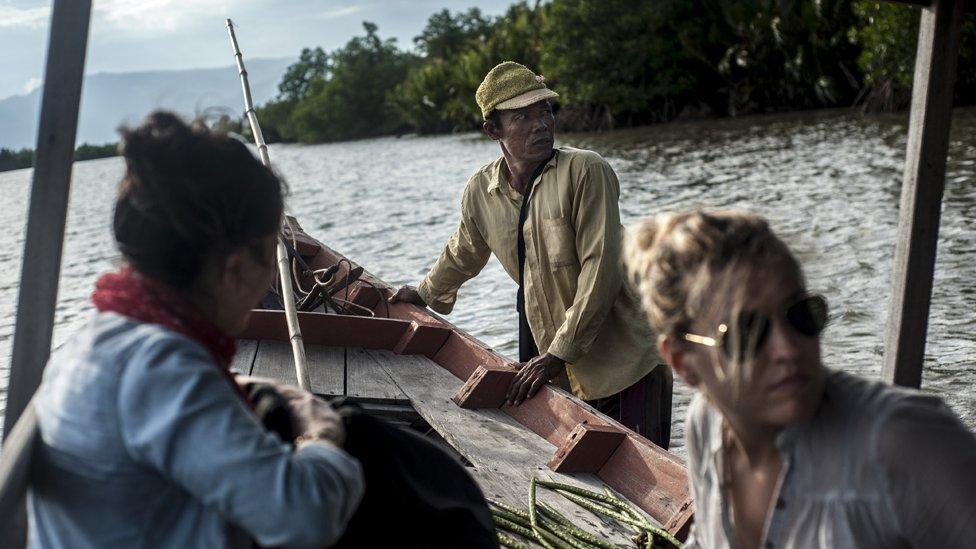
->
[242,220,695,544]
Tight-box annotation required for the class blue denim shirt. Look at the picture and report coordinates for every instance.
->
[28,312,364,548]
[683,370,976,548]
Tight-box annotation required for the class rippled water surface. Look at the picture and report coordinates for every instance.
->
[2,108,975,451]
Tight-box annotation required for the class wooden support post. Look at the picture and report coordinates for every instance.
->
[0,3,93,547]
[4,0,93,436]
[0,399,39,525]
[547,422,626,473]
[882,0,964,388]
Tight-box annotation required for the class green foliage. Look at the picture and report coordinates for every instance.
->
[392,2,545,134]
[850,1,919,110]
[960,15,976,101]
[852,2,919,88]
[257,1,976,143]
[0,148,33,172]
[541,0,702,127]
[414,8,492,60]
[277,47,329,103]
[0,143,119,172]
[259,22,417,143]
[74,143,118,162]
[699,0,862,115]
[851,2,976,111]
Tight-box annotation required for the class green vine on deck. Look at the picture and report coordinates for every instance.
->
[488,478,683,549]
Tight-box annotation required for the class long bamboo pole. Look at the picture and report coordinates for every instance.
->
[226,19,311,392]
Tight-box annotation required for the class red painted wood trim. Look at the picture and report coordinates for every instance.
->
[598,436,692,535]
[665,501,695,541]
[241,310,411,350]
[452,366,517,409]
[547,422,626,473]
[291,237,694,536]
[393,322,452,358]
[434,331,511,381]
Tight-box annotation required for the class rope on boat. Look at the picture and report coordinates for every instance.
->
[226,19,311,392]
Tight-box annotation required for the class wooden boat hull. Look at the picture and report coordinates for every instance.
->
[242,226,694,540]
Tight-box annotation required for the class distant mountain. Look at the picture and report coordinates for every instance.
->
[0,57,294,150]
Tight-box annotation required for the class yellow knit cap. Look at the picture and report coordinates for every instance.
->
[476,61,559,119]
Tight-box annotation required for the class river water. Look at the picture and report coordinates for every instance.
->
[2,108,975,451]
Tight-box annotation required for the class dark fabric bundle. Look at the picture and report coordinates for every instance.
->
[246,387,497,548]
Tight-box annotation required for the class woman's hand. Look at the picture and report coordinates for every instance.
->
[275,385,346,448]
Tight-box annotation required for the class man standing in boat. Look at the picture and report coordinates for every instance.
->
[391,62,670,447]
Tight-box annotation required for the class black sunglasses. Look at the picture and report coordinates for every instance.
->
[681,294,828,361]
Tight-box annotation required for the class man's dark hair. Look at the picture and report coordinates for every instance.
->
[113,111,286,288]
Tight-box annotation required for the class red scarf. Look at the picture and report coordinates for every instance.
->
[92,267,250,407]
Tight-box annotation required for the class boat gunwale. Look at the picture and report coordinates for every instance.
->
[256,225,695,538]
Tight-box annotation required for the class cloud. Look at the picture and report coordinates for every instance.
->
[23,76,41,93]
[316,5,363,20]
[93,0,232,33]
[0,4,51,29]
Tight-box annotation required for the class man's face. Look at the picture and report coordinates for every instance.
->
[486,100,555,163]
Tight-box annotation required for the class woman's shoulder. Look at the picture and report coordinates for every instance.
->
[824,369,949,425]
[43,312,214,398]
[819,369,969,460]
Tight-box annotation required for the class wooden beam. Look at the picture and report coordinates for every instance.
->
[392,321,452,357]
[452,365,516,409]
[547,422,626,473]
[0,400,39,547]
[3,0,93,441]
[882,0,964,388]
[241,310,413,350]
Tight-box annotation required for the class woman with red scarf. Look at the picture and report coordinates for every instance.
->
[28,112,364,548]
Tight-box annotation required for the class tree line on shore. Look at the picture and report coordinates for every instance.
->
[3,0,973,172]
[256,0,976,144]
[0,143,118,173]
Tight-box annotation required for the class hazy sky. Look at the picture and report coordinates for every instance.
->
[0,0,514,100]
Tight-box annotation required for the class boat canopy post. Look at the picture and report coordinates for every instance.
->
[3,0,93,439]
[881,0,965,388]
[0,2,93,547]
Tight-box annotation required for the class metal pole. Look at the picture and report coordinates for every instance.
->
[881,0,964,388]
[226,19,312,392]
[3,0,93,440]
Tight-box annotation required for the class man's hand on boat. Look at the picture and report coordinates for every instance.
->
[506,353,566,406]
[389,285,428,307]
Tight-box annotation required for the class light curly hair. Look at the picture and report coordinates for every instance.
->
[623,209,803,345]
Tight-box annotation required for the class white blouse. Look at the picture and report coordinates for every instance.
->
[683,369,976,549]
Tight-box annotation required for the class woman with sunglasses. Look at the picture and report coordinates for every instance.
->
[28,112,363,548]
[623,210,976,548]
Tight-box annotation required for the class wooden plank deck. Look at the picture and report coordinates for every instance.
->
[249,341,653,545]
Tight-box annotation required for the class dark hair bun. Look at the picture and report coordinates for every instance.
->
[113,111,284,288]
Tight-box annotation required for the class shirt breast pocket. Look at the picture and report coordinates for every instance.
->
[542,217,577,268]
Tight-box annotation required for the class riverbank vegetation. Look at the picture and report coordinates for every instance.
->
[0,143,118,173]
[255,1,975,144]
